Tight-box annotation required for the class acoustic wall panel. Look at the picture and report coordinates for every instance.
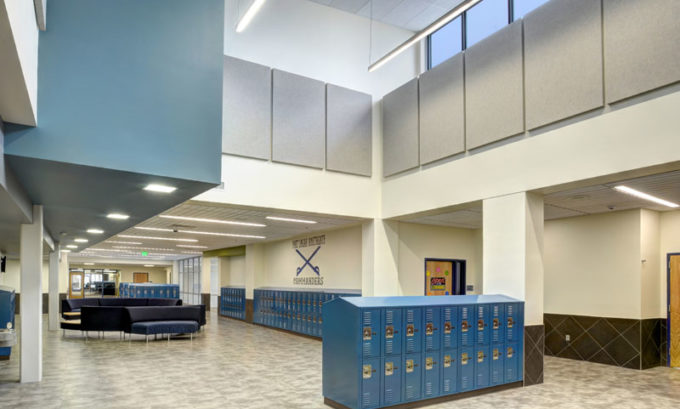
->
[382,79,419,177]
[419,53,464,164]
[465,21,524,150]
[603,0,680,103]
[524,0,604,130]
[222,56,272,160]
[272,69,326,168]
[326,84,372,176]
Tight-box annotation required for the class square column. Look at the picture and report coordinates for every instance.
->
[48,247,60,331]
[362,219,400,297]
[244,243,265,322]
[20,205,43,383]
[483,192,544,386]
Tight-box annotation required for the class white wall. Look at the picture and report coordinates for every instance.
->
[220,255,246,287]
[0,259,49,293]
[640,209,661,319]
[397,222,482,296]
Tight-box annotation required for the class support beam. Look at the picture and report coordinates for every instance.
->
[362,219,400,297]
[48,246,60,331]
[20,205,43,383]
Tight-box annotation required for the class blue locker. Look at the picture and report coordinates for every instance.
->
[476,304,490,345]
[361,358,380,408]
[458,348,474,392]
[504,343,520,383]
[491,304,505,344]
[459,305,473,347]
[403,308,422,354]
[490,345,504,386]
[361,309,381,358]
[442,306,457,350]
[402,353,422,402]
[475,345,490,389]
[423,352,440,398]
[382,308,402,356]
[423,307,441,352]
[505,303,520,342]
[381,357,402,406]
[441,349,457,395]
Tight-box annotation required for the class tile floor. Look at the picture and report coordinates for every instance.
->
[0,313,679,409]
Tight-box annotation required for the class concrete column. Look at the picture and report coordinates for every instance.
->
[20,205,43,383]
[244,243,264,299]
[48,246,60,331]
[482,192,544,325]
[362,219,400,297]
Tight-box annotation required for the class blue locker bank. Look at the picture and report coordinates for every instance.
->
[322,295,523,409]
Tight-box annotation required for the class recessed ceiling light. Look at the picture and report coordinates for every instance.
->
[176,244,209,249]
[144,264,155,268]
[66,245,78,249]
[107,213,130,220]
[266,216,317,224]
[112,246,175,251]
[177,230,265,239]
[144,184,177,193]
[613,185,679,208]
[135,227,173,232]
[106,241,142,245]
[74,238,88,243]
[61,249,71,253]
[159,215,266,227]
[118,234,198,242]
[87,229,104,234]
[84,263,95,266]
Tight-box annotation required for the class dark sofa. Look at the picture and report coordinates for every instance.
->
[62,297,181,315]
[126,306,202,341]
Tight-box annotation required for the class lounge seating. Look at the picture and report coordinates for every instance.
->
[126,306,202,342]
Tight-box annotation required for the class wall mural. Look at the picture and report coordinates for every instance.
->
[292,235,326,286]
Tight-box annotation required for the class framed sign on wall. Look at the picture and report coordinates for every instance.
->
[424,258,466,296]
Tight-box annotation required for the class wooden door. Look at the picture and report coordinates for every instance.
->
[425,260,453,296]
[671,255,680,368]
[133,272,149,283]
[68,271,84,299]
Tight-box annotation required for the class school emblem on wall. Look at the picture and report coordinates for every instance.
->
[292,235,325,285]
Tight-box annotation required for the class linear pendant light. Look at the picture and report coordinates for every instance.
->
[236,0,266,33]
[613,185,679,208]
[368,0,482,72]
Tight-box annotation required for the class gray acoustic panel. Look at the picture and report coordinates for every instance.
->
[382,78,419,177]
[524,0,604,130]
[326,84,372,176]
[603,0,680,103]
[465,21,524,150]
[419,53,465,163]
[272,69,326,169]
[222,56,271,160]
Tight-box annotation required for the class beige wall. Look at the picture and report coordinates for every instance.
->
[640,209,662,319]
[397,222,482,296]
[660,210,680,318]
[220,255,246,287]
[70,263,170,285]
[0,260,49,293]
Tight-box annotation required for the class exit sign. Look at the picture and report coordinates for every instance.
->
[141,251,148,257]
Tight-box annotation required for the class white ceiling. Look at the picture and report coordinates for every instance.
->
[75,201,366,262]
[308,0,465,31]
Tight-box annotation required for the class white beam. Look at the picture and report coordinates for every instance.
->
[48,246,59,331]
[32,0,46,31]
[20,205,43,383]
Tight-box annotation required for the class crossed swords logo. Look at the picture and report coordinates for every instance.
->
[296,246,321,276]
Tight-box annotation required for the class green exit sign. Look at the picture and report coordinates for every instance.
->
[141,251,148,257]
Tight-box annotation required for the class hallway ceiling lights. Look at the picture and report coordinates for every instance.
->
[66,245,78,249]
[176,244,208,249]
[134,226,266,239]
[368,0,481,72]
[236,0,266,33]
[159,214,266,227]
[74,238,88,243]
[144,265,155,267]
[118,234,198,242]
[107,213,130,220]
[144,184,176,193]
[266,216,317,224]
[87,229,104,234]
[613,185,679,208]
[105,240,142,245]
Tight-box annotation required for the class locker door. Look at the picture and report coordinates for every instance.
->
[403,308,422,354]
[504,343,520,383]
[459,305,473,347]
[424,307,441,352]
[458,348,474,392]
[423,352,440,398]
[362,309,381,358]
[381,357,402,406]
[402,354,422,402]
[383,308,402,356]
[475,345,490,389]
[506,303,520,342]
[441,350,457,395]
[361,358,380,408]
[490,345,504,386]
[442,306,457,350]
[476,305,490,345]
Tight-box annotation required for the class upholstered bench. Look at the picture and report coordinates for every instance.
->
[131,320,199,342]
[125,306,202,343]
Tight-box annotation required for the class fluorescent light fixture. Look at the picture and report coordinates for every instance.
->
[106,241,142,245]
[87,229,104,234]
[118,234,198,243]
[61,249,71,253]
[144,265,155,268]
[66,245,78,249]
[368,0,482,72]
[236,0,266,33]
[135,227,173,232]
[177,230,265,239]
[266,216,317,224]
[176,244,209,249]
[159,215,266,227]
[74,238,88,243]
[107,213,130,220]
[144,184,176,193]
[180,251,203,255]
[613,185,679,208]
[112,246,175,251]
[84,263,95,266]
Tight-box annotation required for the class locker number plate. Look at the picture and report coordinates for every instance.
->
[425,357,434,370]
[444,321,452,334]
[363,364,373,379]
[425,323,434,336]
[385,362,394,376]
[385,325,394,339]
[363,327,372,340]
[406,324,415,337]
[477,351,485,363]
[406,359,414,373]
[444,354,452,368]
[461,353,469,365]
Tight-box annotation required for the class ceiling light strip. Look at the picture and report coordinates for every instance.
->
[613,185,679,208]
[159,215,266,227]
[368,0,482,72]
[236,0,266,33]
[266,216,317,224]
[118,234,198,242]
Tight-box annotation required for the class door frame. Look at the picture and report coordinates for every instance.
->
[423,258,467,296]
[667,253,680,367]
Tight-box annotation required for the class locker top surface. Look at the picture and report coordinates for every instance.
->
[0,286,15,294]
[335,294,522,308]
[254,287,361,294]
[221,286,245,289]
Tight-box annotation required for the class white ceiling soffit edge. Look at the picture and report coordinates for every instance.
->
[43,227,54,251]
[33,0,45,31]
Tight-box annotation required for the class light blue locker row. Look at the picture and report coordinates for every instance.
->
[253,287,361,337]
[220,286,245,320]
[323,295,524,409]
[123,283,180,299]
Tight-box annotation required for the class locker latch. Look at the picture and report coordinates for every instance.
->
[385,325,394,339]
[425,323,437,335]
[405,359,416,373]
[461,320,469,332]
[385,362,395,376]
[493,318,500,330]
[507,317,514,328]
[461,353,469,365]
[507,346,514,358]
[477,351,486,363]
[363,327,373,340]
[444,354,452,368]
[425,357,437,370]
[493,348,501,360]
[478,319,487,331]
[444,321,452,334]
[406,324,416,337]
[363,364,375,379]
